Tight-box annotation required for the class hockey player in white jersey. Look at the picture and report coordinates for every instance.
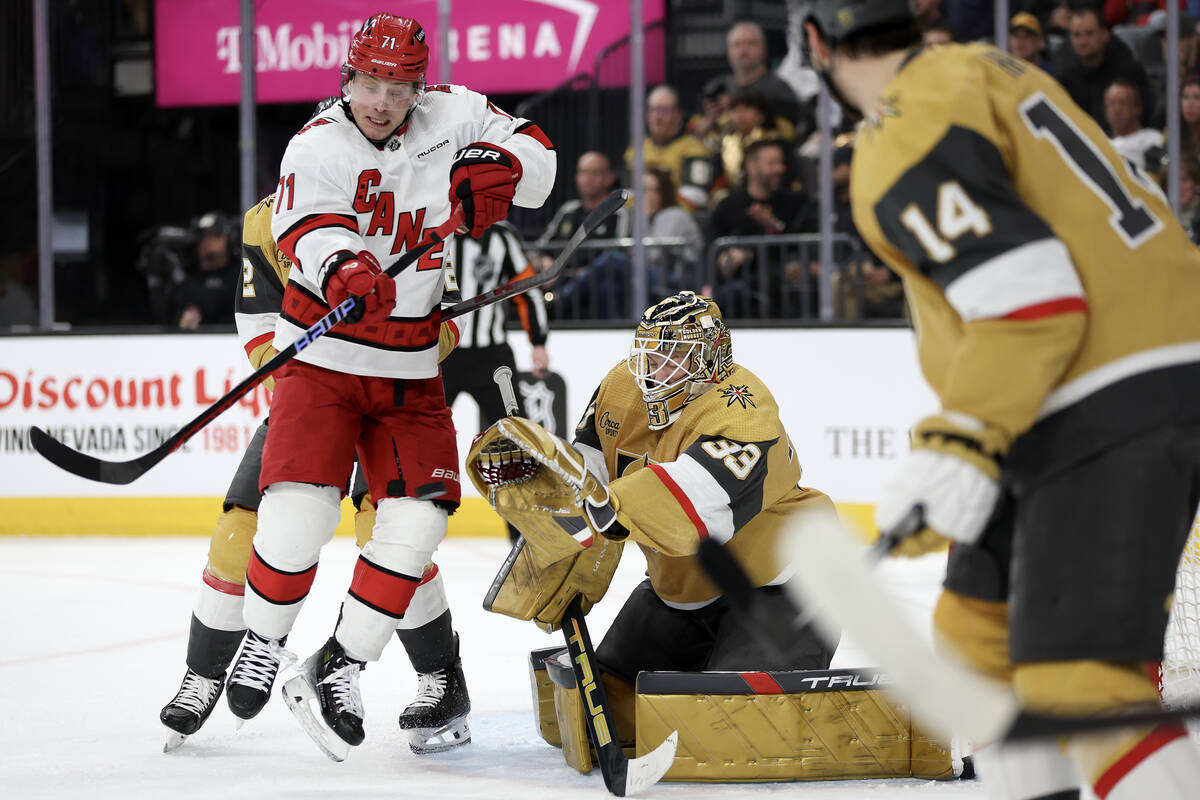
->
[225,12,555,760]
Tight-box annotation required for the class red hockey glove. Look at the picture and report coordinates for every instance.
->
[321,250,396,325]
[449,142,523,238]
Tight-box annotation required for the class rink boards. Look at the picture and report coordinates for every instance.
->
[0,328,935,536]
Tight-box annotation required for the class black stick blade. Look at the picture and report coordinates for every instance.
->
[29,425,171,485]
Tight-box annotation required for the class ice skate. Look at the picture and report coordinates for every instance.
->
[160,668,224,752]
[226,631,286,724]
[397,657,471,753]
[281,637,365,762]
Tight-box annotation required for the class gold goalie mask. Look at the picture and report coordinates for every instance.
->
[467,417,624,631]
[628,291,733,430]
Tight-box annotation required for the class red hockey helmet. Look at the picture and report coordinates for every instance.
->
[346,14,429,83]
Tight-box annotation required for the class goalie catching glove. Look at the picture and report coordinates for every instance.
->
[875,412,1008,557]
[467,416,620,569]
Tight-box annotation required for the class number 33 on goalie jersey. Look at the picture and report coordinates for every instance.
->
[851,44,1200,452]
[572,361,836,608]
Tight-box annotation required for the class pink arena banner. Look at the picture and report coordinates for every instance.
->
[155,0,664,107]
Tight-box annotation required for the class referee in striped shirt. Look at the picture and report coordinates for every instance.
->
[443,221,549,540]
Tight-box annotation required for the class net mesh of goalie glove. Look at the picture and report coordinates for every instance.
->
[877,412,1009,558]
[467,417,622,569]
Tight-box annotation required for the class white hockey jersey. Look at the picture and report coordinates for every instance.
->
[270,85,555,378]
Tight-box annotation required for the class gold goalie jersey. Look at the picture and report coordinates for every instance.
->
[851,44,1200,477]
[573,361,835,607]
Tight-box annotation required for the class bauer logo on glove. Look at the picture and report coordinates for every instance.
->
[449,141,522,238]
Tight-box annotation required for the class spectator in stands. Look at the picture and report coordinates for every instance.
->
[1009,12,1056,75]
[1057,5,1150,134]
[1177,73,1200,165]
[717,89,795,196]
[173,211,238,330]
[1142,10,1200,125]
[913,0,944,31]
[1175,156,1200,243]
[642,168,704,293]
[687,81,731,154]
[534,150,630,278]
[708,139,816,318]
[942,0,994,41]
[923,20,956,45]
[1106,78,1165,170]
[701,21,809,137]
[624,84,719,211]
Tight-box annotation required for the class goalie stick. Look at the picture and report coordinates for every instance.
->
[29,190,627,485]
[483,367,676,796]
[696,518,1200,745]
[560,596,678,797]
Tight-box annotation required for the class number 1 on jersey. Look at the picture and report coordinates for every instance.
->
[1019,92,1162,248]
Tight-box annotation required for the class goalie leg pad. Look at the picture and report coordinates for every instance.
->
[528,646,565,747]
[633,669,956,782]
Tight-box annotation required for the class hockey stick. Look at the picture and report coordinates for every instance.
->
[485,368,676,795]
[560,596,678,797]
[28,211,462,485]
[31,192,626,485]
[697,515,1200,744]
[441,188,629,322]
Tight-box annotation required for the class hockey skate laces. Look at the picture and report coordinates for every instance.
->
[231,634,290,692]
[171,671,222,715]
[409,669,448,709]
[320,662,365,718]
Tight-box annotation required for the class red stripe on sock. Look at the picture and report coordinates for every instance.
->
[202,568,245,596]
[1093,723,1188,798]
[740,672,784,694]
[245,548,317,604]
[348,556,421,618]
[419,563,439,585]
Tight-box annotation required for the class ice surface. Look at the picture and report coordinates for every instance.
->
[1,535,990,798]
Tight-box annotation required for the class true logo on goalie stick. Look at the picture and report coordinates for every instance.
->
[567,619,613,747]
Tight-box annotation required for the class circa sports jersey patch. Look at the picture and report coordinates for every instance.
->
[719,384,756,409]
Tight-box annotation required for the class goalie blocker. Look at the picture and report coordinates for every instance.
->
[526,647,965,782]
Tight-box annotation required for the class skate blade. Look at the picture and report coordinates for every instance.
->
[406,716,471,754]
[162,731,187,753]
[281,671,351,763]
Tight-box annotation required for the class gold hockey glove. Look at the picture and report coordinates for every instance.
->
[876,412,1008,557]
[467,416,618,567]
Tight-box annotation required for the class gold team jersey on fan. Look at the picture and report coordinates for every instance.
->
[573,361,835,607]
[851,44,1200,478]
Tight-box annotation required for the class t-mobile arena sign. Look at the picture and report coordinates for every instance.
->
[155,0,664,107]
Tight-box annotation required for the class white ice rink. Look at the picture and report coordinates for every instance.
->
[2,534,993,799]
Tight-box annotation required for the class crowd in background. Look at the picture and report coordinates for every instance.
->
[13,1,1200,330]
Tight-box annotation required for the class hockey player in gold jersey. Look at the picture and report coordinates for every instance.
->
[159,191,469,755]
[469,291,837,740]
[804,2,1200,799]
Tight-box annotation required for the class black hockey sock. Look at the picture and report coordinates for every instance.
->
[396,610,457,674]
[185,614,246,679]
